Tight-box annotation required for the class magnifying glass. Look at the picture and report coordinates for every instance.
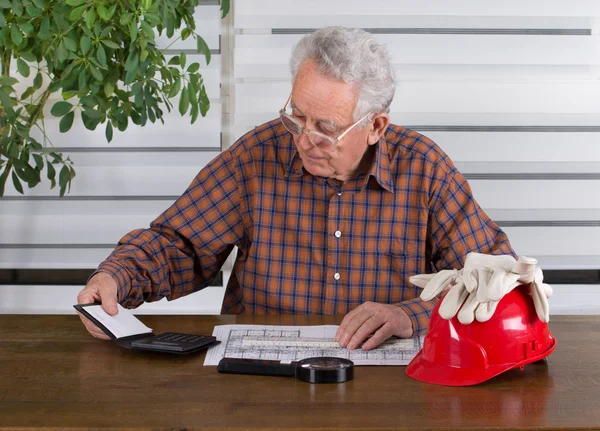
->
[217,357,354,383]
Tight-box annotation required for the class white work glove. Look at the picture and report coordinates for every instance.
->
[412,253,518,324]
[410,253,552,325]
[475,256,553,323]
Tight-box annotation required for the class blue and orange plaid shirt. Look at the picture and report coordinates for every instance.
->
[98,119,515,335]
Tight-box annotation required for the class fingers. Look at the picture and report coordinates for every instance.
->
[336,303,412,350]
[419,269,458,301]
[76,311,111,340]
[438,279,468,320]
[335,304,370,349]
[409,273,434,289]
[456,290,479,324]
[76,272,119,339]
[361,322,396,351]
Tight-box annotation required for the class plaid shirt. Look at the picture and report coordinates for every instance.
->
[98,119,514,335]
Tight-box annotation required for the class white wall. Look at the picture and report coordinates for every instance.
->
[1,0,599,314]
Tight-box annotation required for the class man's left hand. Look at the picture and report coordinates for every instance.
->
[335,302,413,350]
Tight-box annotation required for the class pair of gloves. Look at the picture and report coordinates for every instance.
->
[410,253,552,325]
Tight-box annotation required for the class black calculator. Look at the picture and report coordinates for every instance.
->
[130,332,218,353]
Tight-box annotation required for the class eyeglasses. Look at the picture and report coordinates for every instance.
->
[279,93,371,153]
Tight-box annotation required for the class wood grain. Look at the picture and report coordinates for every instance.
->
[0,314,598,430]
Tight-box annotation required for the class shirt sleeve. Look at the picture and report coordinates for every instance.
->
[96,149,245,309]
[395,158,516,336]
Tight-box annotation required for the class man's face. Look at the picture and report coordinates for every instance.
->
[290,60,375,182]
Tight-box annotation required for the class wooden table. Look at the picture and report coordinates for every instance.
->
[0,314,599,430]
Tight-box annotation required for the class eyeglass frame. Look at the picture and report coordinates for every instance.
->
[279,93,371,152]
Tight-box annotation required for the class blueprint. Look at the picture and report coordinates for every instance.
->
[204,324,424,366]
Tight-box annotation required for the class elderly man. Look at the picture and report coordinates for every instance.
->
[77,27,514,350]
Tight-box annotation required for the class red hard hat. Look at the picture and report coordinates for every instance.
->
[406,284,556,386]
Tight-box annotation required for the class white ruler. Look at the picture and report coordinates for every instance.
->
[241,336,415,348]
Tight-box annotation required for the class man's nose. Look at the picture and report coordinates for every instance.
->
[296,130,314,150]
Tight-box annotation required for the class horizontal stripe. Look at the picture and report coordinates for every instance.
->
[273,28,591,36]
[0,196,180,201]
[0,268,592,286]
[0,269,223,287]
[465,173,600,180]
[498,221,600,227]
[164,48,220,55]
[411,126,600,132]
[51,147,221,153]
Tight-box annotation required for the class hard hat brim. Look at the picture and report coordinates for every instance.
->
[406,337,556,386]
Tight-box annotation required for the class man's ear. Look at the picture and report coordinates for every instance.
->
[367,113,390,145]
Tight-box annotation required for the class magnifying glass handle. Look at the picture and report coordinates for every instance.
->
[217,357,297,377]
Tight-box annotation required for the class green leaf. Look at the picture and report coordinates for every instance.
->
[63,36,77,52]
[141,20,154,40]
[47,161,56,188]
[33,72,42,89]
[59,112,75,132]
[0,76,18,86]
[101,40,120,49]
[57,41,68,62]
[81,36,91,54]
[96,4,109,21]
[59,165,69,196]
[105,121,113,142]
[179,52,186,69]
[25,4,42,16]
[32,0,45,9]
[96,44,107,66]
[120,13,132,25]
[11,25,23,45]
[129,21,138,41]
[190,102,199,124]
[16,58,30,77]
[187,62,200,73]
[220,0,230,18]
[188,84,197,104]
[50,101,73,117]
[69,4,87,21]
[125,51,138,72]
[19,20,32,33]
[196,35,211,65]
[0,0,12,7]
[33,154,44,170]
[82,108,103,119]
[66,0,86,6]
[168,56,180,66]
[103,82,114,98]
[178,85,189,115]
[12,0,23,16]
[85,7,96,28]
[19,51,36,62]
[12,171,24,194]
[62,90,78,99]
[89,64,103,81]
[78,70,89,91]
[39,16,51,39]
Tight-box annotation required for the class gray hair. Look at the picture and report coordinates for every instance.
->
[290,27,396,124]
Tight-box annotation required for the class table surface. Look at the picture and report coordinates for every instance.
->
[1,314,599,431]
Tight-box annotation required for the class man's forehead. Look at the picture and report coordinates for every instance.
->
[290,99,339,128]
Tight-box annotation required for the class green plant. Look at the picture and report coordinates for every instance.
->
[0,0,230,196]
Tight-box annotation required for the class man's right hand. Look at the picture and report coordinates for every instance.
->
[76,272,119,340]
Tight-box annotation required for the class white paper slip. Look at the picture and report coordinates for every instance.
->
[83,304,153,339]
[204,324,424,366]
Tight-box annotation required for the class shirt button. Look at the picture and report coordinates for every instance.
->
[337,192,342,196]
[334,273,341,280]
[335,231,342,238]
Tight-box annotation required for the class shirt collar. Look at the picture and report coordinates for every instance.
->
[282,130,394,193]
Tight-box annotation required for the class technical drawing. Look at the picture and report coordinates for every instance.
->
[204,324,424,366]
